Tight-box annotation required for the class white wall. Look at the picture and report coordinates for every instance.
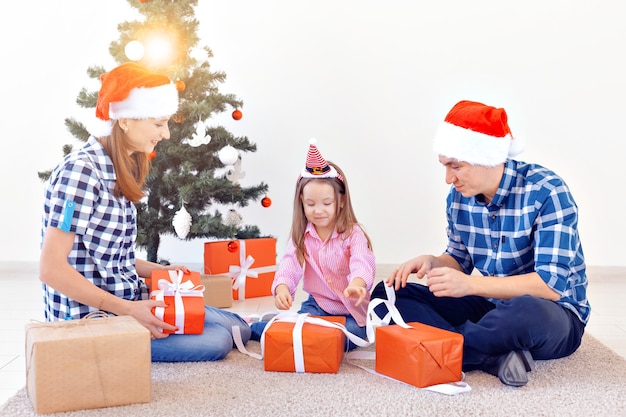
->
[2,0,624,266]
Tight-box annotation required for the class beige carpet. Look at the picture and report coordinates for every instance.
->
[2,333,626,417]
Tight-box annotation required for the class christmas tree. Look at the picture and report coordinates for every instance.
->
[38,0,269,263]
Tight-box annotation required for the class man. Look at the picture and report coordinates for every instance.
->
[371,100,589,387]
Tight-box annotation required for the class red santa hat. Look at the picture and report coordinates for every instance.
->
[433,100,524,166]
[300,139,343,182]
[87,62,179,137]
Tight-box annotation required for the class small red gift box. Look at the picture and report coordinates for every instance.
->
[203,238,277,300]
[150,270,205,335]
[375,321,463,388]
[263,315,346,374]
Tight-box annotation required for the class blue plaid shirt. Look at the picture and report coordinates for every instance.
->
[444,159,589,324]
[41,137,148,321]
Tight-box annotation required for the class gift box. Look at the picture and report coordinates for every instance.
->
[263,315,346,374]
[201,274,233,308]
[25,315,151,414]
[375,321,463,388]
[150,269,205,334]
[203,238,277,300]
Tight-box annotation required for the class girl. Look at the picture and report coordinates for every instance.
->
[39,62,251,362]
[250,140,375,350]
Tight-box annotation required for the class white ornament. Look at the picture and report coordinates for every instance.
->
[172,205,192,239]
[226,156,246,184]
[184,119,211,147]
[218,145,239,165]
[224,208,243,228]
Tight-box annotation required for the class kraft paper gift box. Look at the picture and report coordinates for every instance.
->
[25,315,151,414]
[200,274,233,308]
[150,269,205,334]
[263,315,346,374]
[203,238,277,300]
[375,321,463,388]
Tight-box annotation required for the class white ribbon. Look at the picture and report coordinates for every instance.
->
[227,240,277,299]
[151,270,205,334]
[292,313,308,372]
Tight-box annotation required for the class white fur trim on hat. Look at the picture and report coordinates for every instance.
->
[85,117,114,138]
[433,122,521,166]
[109,83,179,121]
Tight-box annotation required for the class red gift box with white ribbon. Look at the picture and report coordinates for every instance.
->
[203,238,277,300]
[150,270,205,334]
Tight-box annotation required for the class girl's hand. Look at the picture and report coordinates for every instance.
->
[344,285,367,307]
[274,284,293,310]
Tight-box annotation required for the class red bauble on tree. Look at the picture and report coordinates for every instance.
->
[148,150,156,160]
[227,241,239,252]
[175,79,185,92]
[232,109,242,120]
[261,196,272,208]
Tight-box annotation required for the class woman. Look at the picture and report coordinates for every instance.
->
[39,62,251,362]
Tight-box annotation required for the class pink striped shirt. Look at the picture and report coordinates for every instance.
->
[271,222,376,326]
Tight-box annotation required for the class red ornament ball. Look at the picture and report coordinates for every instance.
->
[232,109,243,120]
[261,196,272,208]
[148,150,157,160]
[175,79,185,92]
[227,241,239,253]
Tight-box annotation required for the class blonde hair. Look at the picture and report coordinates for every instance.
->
[290,161,372,264]
[97,121,150,203]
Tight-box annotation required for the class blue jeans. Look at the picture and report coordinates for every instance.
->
[370,281,586,372]
[151,306,251,362]
[250,295,366,351]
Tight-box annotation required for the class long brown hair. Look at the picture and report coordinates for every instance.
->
[97,121,150,203]
[291,161,372,264]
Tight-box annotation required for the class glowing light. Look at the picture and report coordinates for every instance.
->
[144,34,174,66]
[125,40,145,61]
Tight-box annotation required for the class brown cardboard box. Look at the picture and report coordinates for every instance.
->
[201,274,233,308]
[25,315,151,414]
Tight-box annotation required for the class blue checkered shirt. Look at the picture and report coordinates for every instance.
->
[41,137,148,321]
[444,159,590,324]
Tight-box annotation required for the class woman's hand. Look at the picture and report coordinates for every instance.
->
[123,298,177,339]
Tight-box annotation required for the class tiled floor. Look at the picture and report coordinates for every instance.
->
[1,262,625,408]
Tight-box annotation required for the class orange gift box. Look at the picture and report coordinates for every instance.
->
[375,321,463,388]
[203,238,277,300]
[150,270,205,335]
[264,316,346,374]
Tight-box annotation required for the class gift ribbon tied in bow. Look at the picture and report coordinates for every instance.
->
[227,240,277,299]
[152,269,205,334]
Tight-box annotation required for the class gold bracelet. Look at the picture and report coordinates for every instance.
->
[98,292,108,311]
